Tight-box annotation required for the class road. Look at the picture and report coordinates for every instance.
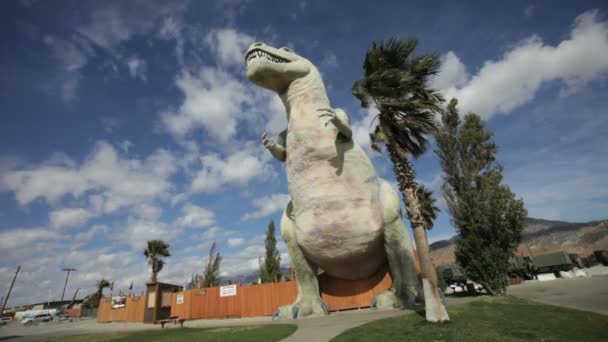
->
[508,273,608,315]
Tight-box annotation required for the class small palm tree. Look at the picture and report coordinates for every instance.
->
[417,185,440,229]
[95,279,111,300]
[144,240,171,283]
[353,38,449,322]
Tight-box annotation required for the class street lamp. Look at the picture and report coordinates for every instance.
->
[60,268,77,302]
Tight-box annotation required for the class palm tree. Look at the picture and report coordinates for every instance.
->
[352,38,449,322]
[144,240,171,283]
[95,279,111,300]
[417,185,440,230]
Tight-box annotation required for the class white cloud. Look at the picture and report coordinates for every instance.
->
[42,2,185,100]
[0,227,60,253]
[123,216,176,250]
[431,51,469,91]
[49,207,95,229]
[350,105,380,157]
[43,35,93,101]
[227,238,245,247]
[74,224,109,242]
[127,56,147,80]
[242,193,290,221]
[76,2,186,51]
[161,68,249,141]
[176,204,216,228]
[133,204,162,220]
[2,141,177,211]
[264,95,287,136]
[435,10,608,119]
[191,146,274,193]
[158,16,185,66]
[204,28,254,66]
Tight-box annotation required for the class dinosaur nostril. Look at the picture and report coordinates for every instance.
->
[253,42,263,47]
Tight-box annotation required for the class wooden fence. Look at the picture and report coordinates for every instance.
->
[96,295,146,323]
[171,268,393,320]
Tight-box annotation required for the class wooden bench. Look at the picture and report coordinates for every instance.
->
[157,316,185,328]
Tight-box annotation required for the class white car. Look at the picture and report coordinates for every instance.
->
[21,313,53,325]
[0,317,12,325]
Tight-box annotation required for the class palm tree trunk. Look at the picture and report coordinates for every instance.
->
[387,144,450,322]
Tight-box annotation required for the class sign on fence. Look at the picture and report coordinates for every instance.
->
[176,294,184,304]
[219,284,237,297]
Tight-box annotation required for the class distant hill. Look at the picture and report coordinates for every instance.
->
[430,218,608,265]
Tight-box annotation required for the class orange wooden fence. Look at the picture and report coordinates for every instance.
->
[96,295,146,323]
[320,267,392,311]
[171,268,393,320]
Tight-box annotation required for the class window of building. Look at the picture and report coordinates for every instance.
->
[147,291,156,308]
[161,291,172,307]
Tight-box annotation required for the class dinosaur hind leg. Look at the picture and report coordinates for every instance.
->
[374,179,422,309]
[274,201,328,319]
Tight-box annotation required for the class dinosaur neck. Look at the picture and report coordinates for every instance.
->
[281,70,330,118]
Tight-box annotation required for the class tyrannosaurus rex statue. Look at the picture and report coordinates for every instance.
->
[245,42,421,319]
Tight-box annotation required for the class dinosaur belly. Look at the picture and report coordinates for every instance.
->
[286,129,387,280]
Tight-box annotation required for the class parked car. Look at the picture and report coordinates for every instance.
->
[0,316,12,325]
[21,313,53,325]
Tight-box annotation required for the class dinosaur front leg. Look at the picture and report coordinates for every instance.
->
[317,108,352,139]
[374,179,423,310]
[274,202,328,319]
[262,130,287,162]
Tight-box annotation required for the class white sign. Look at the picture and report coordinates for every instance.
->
[176,294,184,304]
[219,284,237,297]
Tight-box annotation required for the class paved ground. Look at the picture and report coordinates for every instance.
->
[508,271,608,315]
[0,297,473,342]
[2,267,606,342]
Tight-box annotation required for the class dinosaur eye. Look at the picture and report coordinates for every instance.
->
[281,47,293,52]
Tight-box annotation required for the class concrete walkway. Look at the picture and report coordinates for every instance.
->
[281,296,473,342]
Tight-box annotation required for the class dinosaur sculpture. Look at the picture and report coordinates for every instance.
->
[245,42,421,318]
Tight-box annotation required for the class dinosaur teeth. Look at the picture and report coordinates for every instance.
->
[246,50,287,64]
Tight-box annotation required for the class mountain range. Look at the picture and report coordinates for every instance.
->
[430,218,608,265]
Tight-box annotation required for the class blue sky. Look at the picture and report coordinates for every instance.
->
[1,0,607,307]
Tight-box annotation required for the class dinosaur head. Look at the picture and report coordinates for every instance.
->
[245,42,314,94]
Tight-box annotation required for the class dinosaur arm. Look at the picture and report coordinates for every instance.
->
[262,130,287,162]
[318,108,352,139]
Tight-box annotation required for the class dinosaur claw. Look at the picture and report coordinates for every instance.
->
[320,301,329,314]
[291,305,299,319]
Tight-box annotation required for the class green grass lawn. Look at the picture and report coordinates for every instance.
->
[332,296,608,342]
[40,324,297,342]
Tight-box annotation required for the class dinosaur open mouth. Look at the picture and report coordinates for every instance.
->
[246,49,289,64]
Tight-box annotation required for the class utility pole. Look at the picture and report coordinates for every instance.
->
[1,265,20,314]
[60,268,77,302]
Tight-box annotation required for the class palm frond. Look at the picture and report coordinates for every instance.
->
[353,37,443,158]
[417,184,440,229]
